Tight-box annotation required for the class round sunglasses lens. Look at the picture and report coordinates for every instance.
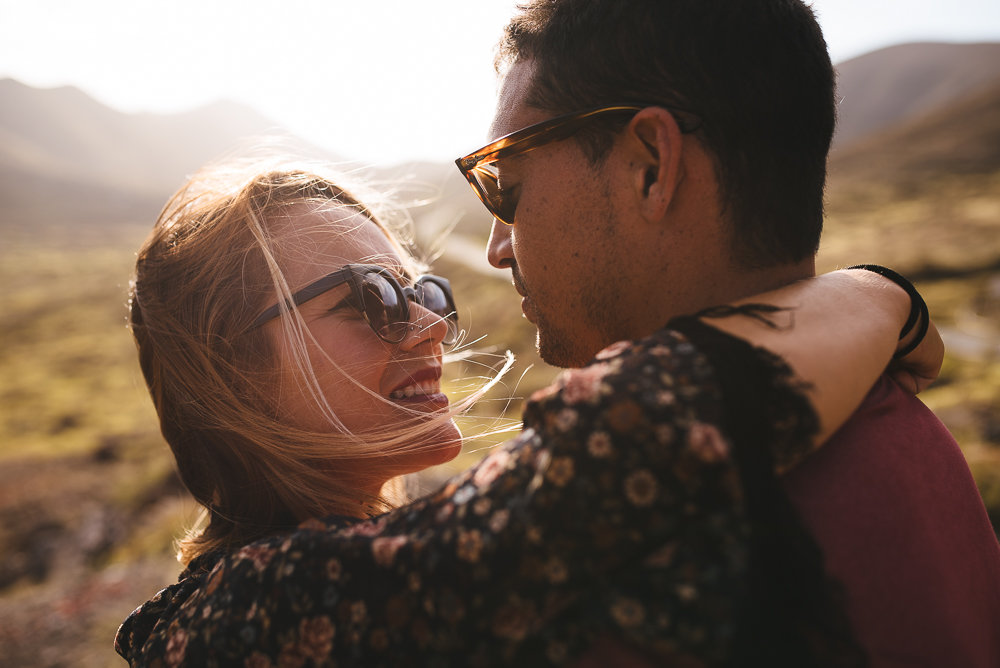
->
[360,274,406,342]
[418,282,449,317]
[419,282,458,345]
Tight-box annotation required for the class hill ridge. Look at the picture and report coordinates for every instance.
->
[833,41,1000,147]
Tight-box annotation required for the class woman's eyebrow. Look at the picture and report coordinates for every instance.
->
[363,260,408,280]
[296,281,352,310]
[326,293,357,311]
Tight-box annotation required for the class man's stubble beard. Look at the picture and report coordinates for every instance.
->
[531,189,627,369]
[532,280,623,369]
[534,311,582,369]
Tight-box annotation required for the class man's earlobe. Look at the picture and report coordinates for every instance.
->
[627,108,684,222]
[644,168,657,196]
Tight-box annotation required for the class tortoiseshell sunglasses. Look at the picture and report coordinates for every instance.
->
[454,105,699,226]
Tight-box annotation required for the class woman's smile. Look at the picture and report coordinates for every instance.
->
[388,366,447,405]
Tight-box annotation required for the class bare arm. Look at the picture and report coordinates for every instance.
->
[700,268,940,445]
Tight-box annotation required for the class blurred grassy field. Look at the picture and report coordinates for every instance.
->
[0,224,191,667]
[819,169,1000,528]
[1,166,999,666]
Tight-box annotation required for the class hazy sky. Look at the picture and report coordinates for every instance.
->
[2,0,999,165]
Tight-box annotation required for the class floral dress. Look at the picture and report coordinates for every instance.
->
[116,319,819,667]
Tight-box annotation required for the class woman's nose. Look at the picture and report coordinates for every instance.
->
[397,303,453,350]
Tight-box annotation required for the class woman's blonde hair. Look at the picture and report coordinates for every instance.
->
[130,160,502,565]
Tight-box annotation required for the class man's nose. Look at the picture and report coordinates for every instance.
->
[486,218,514,269]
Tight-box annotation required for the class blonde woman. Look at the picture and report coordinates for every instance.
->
[125,165,495,564]
[117,162,940,667]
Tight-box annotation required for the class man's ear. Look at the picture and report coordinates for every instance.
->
[621,107,685,223]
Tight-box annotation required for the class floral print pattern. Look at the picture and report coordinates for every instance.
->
[116,324,817,667]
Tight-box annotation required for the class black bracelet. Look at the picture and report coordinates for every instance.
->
[845,264,929,359]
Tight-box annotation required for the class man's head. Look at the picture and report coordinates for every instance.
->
[468,0,834,367]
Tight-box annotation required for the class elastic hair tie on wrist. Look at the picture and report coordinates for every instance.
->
[846,264,929,359]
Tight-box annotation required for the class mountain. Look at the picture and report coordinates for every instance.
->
[830,78,1000,186]
[2,41,999,232]
[0,78,326,227]
[833,42,1000,148]
[366,160,492,245]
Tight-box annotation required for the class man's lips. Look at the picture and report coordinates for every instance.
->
[511,270,527,297]
[520,295,536,324]
[511,271,535,322]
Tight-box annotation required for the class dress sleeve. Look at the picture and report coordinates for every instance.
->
[128,326,819,667]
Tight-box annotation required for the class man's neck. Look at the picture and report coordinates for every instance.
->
[629,257,817,345]
[716,257,817,305]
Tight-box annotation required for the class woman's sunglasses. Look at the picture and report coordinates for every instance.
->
[252,264,458,345]
[455,104,699,226]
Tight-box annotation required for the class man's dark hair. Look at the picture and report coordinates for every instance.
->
[497,0,836,269]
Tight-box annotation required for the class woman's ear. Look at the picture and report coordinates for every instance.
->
[623,107,685,223]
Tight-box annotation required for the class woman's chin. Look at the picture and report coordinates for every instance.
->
[388,420,464,476]
[427,420,463,465]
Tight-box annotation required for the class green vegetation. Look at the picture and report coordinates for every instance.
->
[820,169,1000,531]
[0,226,162,462]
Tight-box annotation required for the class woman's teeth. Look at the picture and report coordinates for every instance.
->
[390,380,440,400]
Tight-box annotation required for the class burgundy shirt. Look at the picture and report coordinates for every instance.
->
[784,375,1000,667]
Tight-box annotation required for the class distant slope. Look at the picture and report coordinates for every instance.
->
[829,78,1000,186]
[3,41,999,231]
[834,42,1000,148]
[0,78,326,226]
[368,160,493,244]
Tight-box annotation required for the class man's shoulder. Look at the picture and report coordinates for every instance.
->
[785,374,1000,668]
[785,373,990,540]
[787,373,966,481]
[835,374,957,450]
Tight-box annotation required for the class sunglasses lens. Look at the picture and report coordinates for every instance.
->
[417,281,449,317]
[472,164,516,225]
[416,280,458,345]
[359,273,407,342]
[357,270,459,345]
